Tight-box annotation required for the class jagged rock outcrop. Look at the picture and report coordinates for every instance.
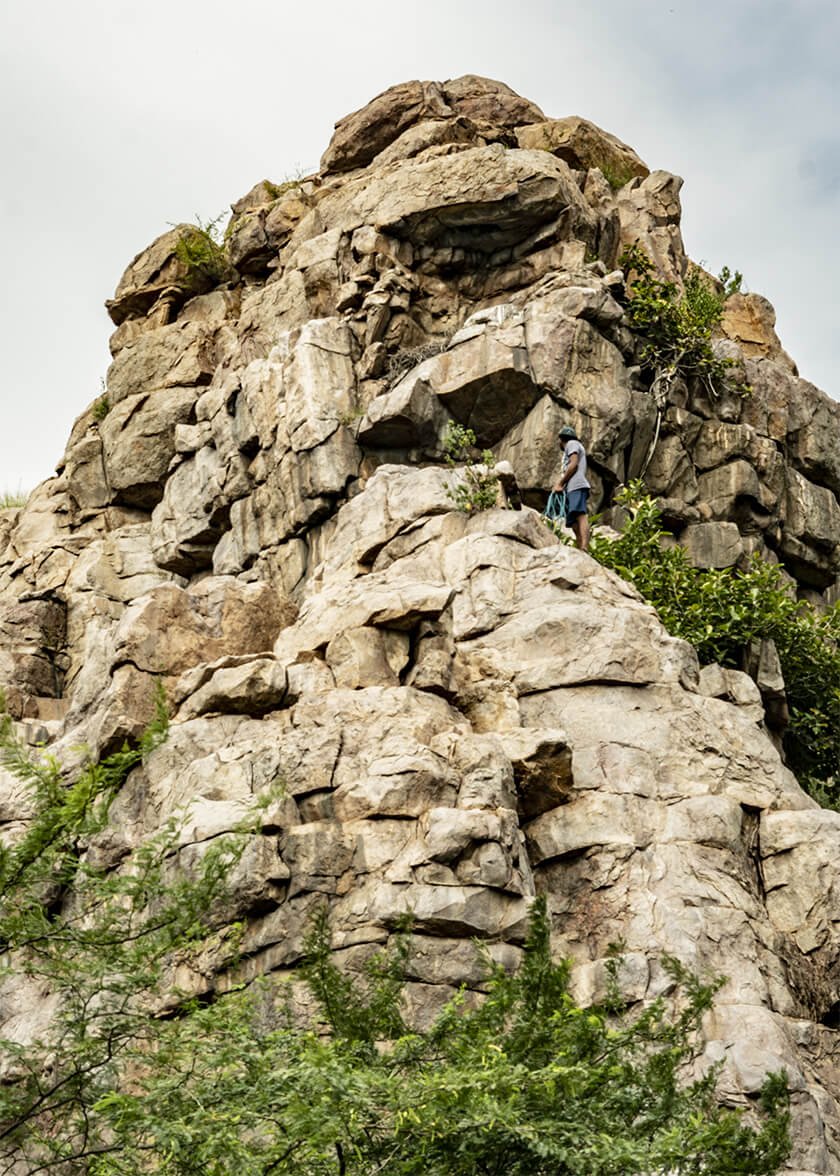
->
[2,76,840,1172]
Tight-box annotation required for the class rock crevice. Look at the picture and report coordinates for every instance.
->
[2,75,839,1172]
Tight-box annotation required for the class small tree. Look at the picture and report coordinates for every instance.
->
[443,422,500,513]
[0,699,251,1174]
[84,900,789,1175]
[0,701,790,1173]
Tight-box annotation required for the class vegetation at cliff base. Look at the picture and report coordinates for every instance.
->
[87,899,789,1176]
[591,484,840,806]
[0,696,252,1174]
[0,701,790,1173]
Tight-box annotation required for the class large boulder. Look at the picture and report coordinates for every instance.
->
[516,116,649,187]
[320,76,544,175]
[8,77,840,1172]
[106,225,234,327]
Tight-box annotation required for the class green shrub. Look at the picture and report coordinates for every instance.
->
[62,901,791,1175]
[591,484,840,805]
[599,161,637,190]
[92,394,110,421]
[174,213,230,289]
[619,244,750,403]
[443,421,500,513]
[718,264,744,297]
[0,692,791,1172]
[263,177,304,200]
[0,693,255,1170]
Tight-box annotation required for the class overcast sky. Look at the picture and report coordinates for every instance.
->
[1,0,837,492]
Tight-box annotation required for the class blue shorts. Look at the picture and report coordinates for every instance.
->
[565,488,589,523]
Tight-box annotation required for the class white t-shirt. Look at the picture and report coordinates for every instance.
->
[563,439,590,492]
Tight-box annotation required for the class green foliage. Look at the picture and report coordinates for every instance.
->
[619,244,750,402]
[0,694,257,1172]
[443,422,500,513]
[0,488,28,509]
[591,484,840,804]
[78,898,789,1175]
[0,699,790,1176]
[263,177,303,200]
[92,394,110,421]
[174,213,230,288]
[599,161,636,191]
[718,264,744,298]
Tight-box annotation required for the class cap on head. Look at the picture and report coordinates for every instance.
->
[558,425,577,440]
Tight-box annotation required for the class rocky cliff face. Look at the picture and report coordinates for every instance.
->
[2,76,840,1172]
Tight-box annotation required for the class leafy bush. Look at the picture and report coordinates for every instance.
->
[264,176,307,200]
[619,244,750,404]
[0,694,791,1172]
[92,394,110,421]
[718,264,744,298]
[0,694,254,1171]
[443,422,500,512]
[174,213,230,289]
[591,484,840,805]
[47,901,791,1175]
[599,161,638,190]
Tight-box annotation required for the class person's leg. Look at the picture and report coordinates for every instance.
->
[569,513,589,551]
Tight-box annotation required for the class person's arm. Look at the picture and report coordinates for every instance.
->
[553,452,579,492]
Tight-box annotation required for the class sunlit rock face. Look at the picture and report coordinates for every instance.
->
[2,76,840,1173]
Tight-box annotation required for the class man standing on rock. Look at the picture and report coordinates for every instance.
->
[553,425,591,551]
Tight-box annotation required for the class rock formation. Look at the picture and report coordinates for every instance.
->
[2,75,840,1171]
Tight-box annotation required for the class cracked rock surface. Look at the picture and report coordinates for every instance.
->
[2,75,840,1171]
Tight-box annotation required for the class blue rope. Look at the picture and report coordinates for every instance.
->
[544,490,566,524]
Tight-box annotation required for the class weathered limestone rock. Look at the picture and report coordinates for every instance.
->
[6,76,840,1174]
[679,520,744,567]
[321,80,453,174]
[425,307,540,445]
[617,170,687,284]
[698,662,764,723]
[440,74,545,129]
[113,578,292,677]
[321,75,544,175]
[313,143,600,257]
[357,365,449,449]
[105,225,232,328]
[721,292,797,373]
[99,386,198,508]
[106,321,218,405]
[516,116,649,187]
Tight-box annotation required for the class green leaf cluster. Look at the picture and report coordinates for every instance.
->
[92,395,110,421]
[0,696,254,1171]
[174,214,230,289]
[0,694,792,1174]
[77,900,789,1176]
[591,484,840,805]
[718,265,744,298]
[443,422,500,513]
[619,245,749,400]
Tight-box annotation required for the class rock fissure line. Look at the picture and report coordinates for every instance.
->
[1,75,840,1171]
